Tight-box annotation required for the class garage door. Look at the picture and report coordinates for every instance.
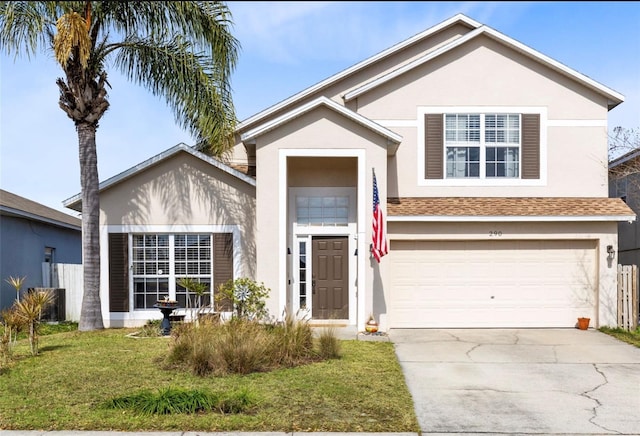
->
[389,240,597,328]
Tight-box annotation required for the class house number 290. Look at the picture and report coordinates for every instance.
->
[489,230,503,237]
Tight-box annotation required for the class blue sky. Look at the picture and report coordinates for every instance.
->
[1,1,639,215]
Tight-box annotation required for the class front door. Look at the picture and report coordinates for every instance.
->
[312,236,349,319]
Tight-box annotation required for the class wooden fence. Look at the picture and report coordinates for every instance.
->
[617,264,639,330]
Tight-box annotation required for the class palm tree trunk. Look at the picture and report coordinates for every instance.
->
[77,122,104,331]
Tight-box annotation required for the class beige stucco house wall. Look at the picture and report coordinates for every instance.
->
[64,14,634,330]
[65,145,256,327]
[231,14,633,330]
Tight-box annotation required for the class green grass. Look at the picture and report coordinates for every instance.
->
[599,326,640,347]
[1,321,78,340]
[0,328,418,432]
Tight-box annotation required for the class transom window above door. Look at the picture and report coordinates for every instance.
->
[445,113,520,179]
[296,196,349,226]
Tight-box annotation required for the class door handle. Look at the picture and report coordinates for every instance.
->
[312,279,316,294]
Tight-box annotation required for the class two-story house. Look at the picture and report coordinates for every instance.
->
[64,14,634,330]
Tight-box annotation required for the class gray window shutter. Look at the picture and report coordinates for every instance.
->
[109,233,129,312]
[425,114,444,179]
[213,233,234,311]
[521,114,540,179]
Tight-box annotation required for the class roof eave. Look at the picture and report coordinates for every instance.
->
[0,205,82,230]
[63,143,256,212]
[343,25,624,106]
[388,215,636,223]
[240,96,402,150]
[236,14,482,132]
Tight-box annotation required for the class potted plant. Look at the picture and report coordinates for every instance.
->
[577,317,590,330]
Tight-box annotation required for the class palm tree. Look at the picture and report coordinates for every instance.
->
[0,1,239,331]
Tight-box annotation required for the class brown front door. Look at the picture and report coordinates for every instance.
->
[312,236,349,319]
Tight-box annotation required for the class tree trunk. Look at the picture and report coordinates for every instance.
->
[77,122,104,331]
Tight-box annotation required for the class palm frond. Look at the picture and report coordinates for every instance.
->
[0,1,54,58]
[113,35,236,154]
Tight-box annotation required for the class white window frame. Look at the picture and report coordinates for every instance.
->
[417,106,548,187]
[445,113,521,179]
[131,233,213,310]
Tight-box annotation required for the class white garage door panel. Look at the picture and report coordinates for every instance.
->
[389,240,596,328]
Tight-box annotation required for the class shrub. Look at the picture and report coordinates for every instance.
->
[271,310,314,367]
[316,325,342,360]
[1,306,25,367]
[215,278,270,321]
[165,309,343,376]
[13,289,54,356]
[176,277,210,321]
[165,318,273,376]
[214,317,273,374]
[4,275,25,301]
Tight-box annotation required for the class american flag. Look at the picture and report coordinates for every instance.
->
[372,170,388,262]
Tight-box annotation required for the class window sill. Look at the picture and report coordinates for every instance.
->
[418,178,545,187]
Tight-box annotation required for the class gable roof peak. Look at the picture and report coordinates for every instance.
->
[342,22,624,109]
[236,13,482,132]
[63,143,256,212]
[240,96,402,149]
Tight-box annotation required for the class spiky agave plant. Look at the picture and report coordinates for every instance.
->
[5,276,26,301]
[0,306,26,363]
[14,289,55,356]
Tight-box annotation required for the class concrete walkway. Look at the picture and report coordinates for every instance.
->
[390,328,640,435]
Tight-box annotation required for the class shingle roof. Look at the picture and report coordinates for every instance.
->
[0,189,81,229]
[387,197,635,219]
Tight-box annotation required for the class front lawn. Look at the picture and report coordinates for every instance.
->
[0,328,418,432]
[599,326,640,348]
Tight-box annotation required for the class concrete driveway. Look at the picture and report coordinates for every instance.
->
[390,328,640,435]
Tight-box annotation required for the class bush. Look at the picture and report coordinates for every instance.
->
[214,317,273,374]
[215,278,270,321]
[1,306,25,367]
[165,318,272,376]
[165,314,341,376]
[12,289,54,356]
[316,325,342,359]
[270,310,314,367]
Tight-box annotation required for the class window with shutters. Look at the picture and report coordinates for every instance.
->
[445,113,520,179]
[421,107,543,185]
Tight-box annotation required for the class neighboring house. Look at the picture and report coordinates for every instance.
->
[609,149,640,267]
[0,189,82,312]
[64,14,634,330]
